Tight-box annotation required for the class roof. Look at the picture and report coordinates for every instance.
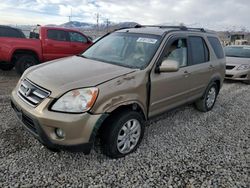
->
[116,25,216,36]
[0,25,24,32]
[0,25,16,29]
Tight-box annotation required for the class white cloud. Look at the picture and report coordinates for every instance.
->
[0,0,249,30]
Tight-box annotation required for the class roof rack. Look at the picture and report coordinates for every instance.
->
[113,24,143,32]
[138,25,206,32]
[114,24,211,34]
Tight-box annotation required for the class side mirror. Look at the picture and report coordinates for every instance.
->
[158,59,179,73]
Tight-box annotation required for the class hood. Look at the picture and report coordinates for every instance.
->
[226,56,250,65]
[25,56,135,97]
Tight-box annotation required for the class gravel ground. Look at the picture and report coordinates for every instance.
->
[0,69,249,187]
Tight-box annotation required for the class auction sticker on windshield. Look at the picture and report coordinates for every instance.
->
[137,38,158,44]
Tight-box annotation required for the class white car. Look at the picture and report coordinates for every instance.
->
[225,45,250,84]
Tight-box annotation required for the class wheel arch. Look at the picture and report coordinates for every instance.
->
[89,102,146,144]
[209,75,222,93]
[11,49,40,64]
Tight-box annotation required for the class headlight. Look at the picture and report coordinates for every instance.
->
[51,88,98,113]
[237,64,250,70]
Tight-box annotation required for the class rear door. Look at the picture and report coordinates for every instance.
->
[183,35,213,97]
[42,29,72,61]
[69,31,90,54]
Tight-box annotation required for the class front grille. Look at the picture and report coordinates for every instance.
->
[226,65,235,70]
[17,79,50,107]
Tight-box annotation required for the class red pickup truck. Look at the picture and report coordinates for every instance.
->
[0,26,92,74]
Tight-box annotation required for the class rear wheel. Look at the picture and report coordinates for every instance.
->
[101,110,145,158]
[0,63,14,71]
[195,82,218,112]
[15,55,38,74]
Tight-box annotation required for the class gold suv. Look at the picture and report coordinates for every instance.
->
[11,25,225,158]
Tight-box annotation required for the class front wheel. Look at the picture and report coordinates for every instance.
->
[195,82,218,112]
[101,110,145,158]
[243,80,250,85]
[15,55,38,74]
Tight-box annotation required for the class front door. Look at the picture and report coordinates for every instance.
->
[69,31,90,54]
[149,36,192,117]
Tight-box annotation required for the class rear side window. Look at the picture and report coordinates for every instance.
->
[207,37,224,59]
[0,27,25,38]
[189,36,209,65]
[47,29,69,41]
[69,32,87,43]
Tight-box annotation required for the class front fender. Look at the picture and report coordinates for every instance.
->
[90,71,148,119]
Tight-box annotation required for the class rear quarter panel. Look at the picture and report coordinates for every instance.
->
[204,34,226,88]
[0,37,42,62]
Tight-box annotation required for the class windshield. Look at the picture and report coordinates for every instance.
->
[82,32,161,69]
[224,46,250,58]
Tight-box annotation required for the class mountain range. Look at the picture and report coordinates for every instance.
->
[55,21,248,32]
[15,21,249,33]
[54,21,140,30]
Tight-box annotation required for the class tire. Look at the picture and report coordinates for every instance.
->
[243,80,250,85]
[0,63,14,71]
[15,55,38,74]
[195,82,218,112]
[44,145,60,152]
[101,110,145,158]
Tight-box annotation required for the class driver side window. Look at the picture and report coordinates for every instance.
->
[163,38,187,68]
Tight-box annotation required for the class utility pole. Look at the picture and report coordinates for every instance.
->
[68,8,72,22]
[95,13,100,37]
[106,18,110,33]
[96,13,100,31]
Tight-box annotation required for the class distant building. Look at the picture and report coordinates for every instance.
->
[217,31,250,46]
[230,34,245,44]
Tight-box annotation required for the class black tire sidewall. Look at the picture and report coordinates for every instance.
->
[243,80,250,85]
[15,55,38,74]
[103,111,145,158]
[0,63,14,71]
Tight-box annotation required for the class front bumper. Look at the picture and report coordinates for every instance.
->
[11,88,105,153]
[225,65,250,81]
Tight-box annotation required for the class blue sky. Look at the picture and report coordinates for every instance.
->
[0,0,249,30]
